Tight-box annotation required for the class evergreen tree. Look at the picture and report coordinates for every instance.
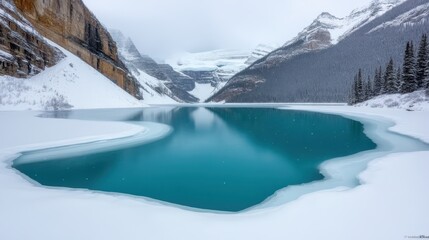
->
[416,34,428,89]
[380,66,387,94]
[402,41,417,93]
[424,36,429,89]
[349,74,358,105]
[373,66,383,95]
[395,67,402,93]
[365,76,373,100]
[384,58,396,94]
[426,61,429,89]
[356,69,364,102]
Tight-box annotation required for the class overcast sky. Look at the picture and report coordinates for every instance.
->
[83,0,373,59]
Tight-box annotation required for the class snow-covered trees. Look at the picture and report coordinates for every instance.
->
[348,34,429,105]
[364,76,373,101]
[44,94,73,111]
[373,67,383,95]
[416,34,428,88]
[395,67,402,92]
[384,58,396,94]
[349,69,370,104]
[402,41,417,93]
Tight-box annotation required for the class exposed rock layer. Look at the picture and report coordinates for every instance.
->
[0,0,61,77]
[13,0,140,98]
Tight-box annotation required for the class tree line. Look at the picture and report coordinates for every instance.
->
[349,34,429,105]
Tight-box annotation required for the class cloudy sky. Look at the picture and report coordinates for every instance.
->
[83,0,373,59]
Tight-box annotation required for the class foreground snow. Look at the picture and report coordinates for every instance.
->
[0,42,144,111]
[0,106,428,240]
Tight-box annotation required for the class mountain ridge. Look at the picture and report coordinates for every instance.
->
[208,0,425,103]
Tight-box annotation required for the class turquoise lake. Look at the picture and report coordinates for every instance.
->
[14,107,376,212]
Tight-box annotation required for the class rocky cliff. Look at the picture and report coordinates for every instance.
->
[12,0,140,98]
[0,0,61,77]
[110,30,198,103]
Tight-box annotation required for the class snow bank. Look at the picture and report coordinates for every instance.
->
[356,90,429,111]
[0,106,428,240]
[0,42,145,111]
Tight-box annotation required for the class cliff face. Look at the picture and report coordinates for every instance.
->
[110,30,199,103]
[13,0,140,98]
[0,0,61,77]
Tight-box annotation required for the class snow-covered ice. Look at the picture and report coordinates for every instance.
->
[0,105,428,240]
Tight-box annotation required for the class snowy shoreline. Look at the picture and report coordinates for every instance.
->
[1,106,428,240]
[254,108,428,209]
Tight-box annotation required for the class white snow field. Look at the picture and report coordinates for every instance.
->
[0,105,429,240]
[0,42,145,111]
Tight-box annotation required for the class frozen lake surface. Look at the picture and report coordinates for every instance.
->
[14,107,377,211]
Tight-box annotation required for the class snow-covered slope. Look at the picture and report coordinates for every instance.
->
[357,90,429,111]
[164,45,276,102]
[166,49,251,82]
[245,44,276,65]
[110,30,179,104]
[0,41,144,110]
[210,0,420,103]
[251,0,406,69]
[369,1,429,33]
[292,0,406,46]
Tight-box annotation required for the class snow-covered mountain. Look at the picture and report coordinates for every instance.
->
[251,0,406,70]
[245,44,276,65]
[111,30,245,103]
[110,30,181,104]
[164,44,276,102]
[166,49,251,82]
[210,0,425,103]
[369,1,429,33]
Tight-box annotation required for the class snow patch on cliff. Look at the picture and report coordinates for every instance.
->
[369,2,429,33]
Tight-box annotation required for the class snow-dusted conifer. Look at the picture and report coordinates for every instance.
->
[384,58,396,94]
[356,69,364,102]
[373,67,383,96]
[348,74,358,105]
[365,76,373,100]
[416,34,428,89]
[402,41,417,93]
[395,67,402,93]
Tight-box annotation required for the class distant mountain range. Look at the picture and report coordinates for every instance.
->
[111,29,276,103]
[209,0,428,103]
[2,0,427,108]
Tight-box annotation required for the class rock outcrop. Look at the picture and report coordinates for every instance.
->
[0,0,61,77]
[12,0,140,98]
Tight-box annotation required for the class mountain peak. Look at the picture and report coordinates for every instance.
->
[317,12,339,20]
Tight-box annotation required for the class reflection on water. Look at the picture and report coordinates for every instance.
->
[19,107,376,212]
